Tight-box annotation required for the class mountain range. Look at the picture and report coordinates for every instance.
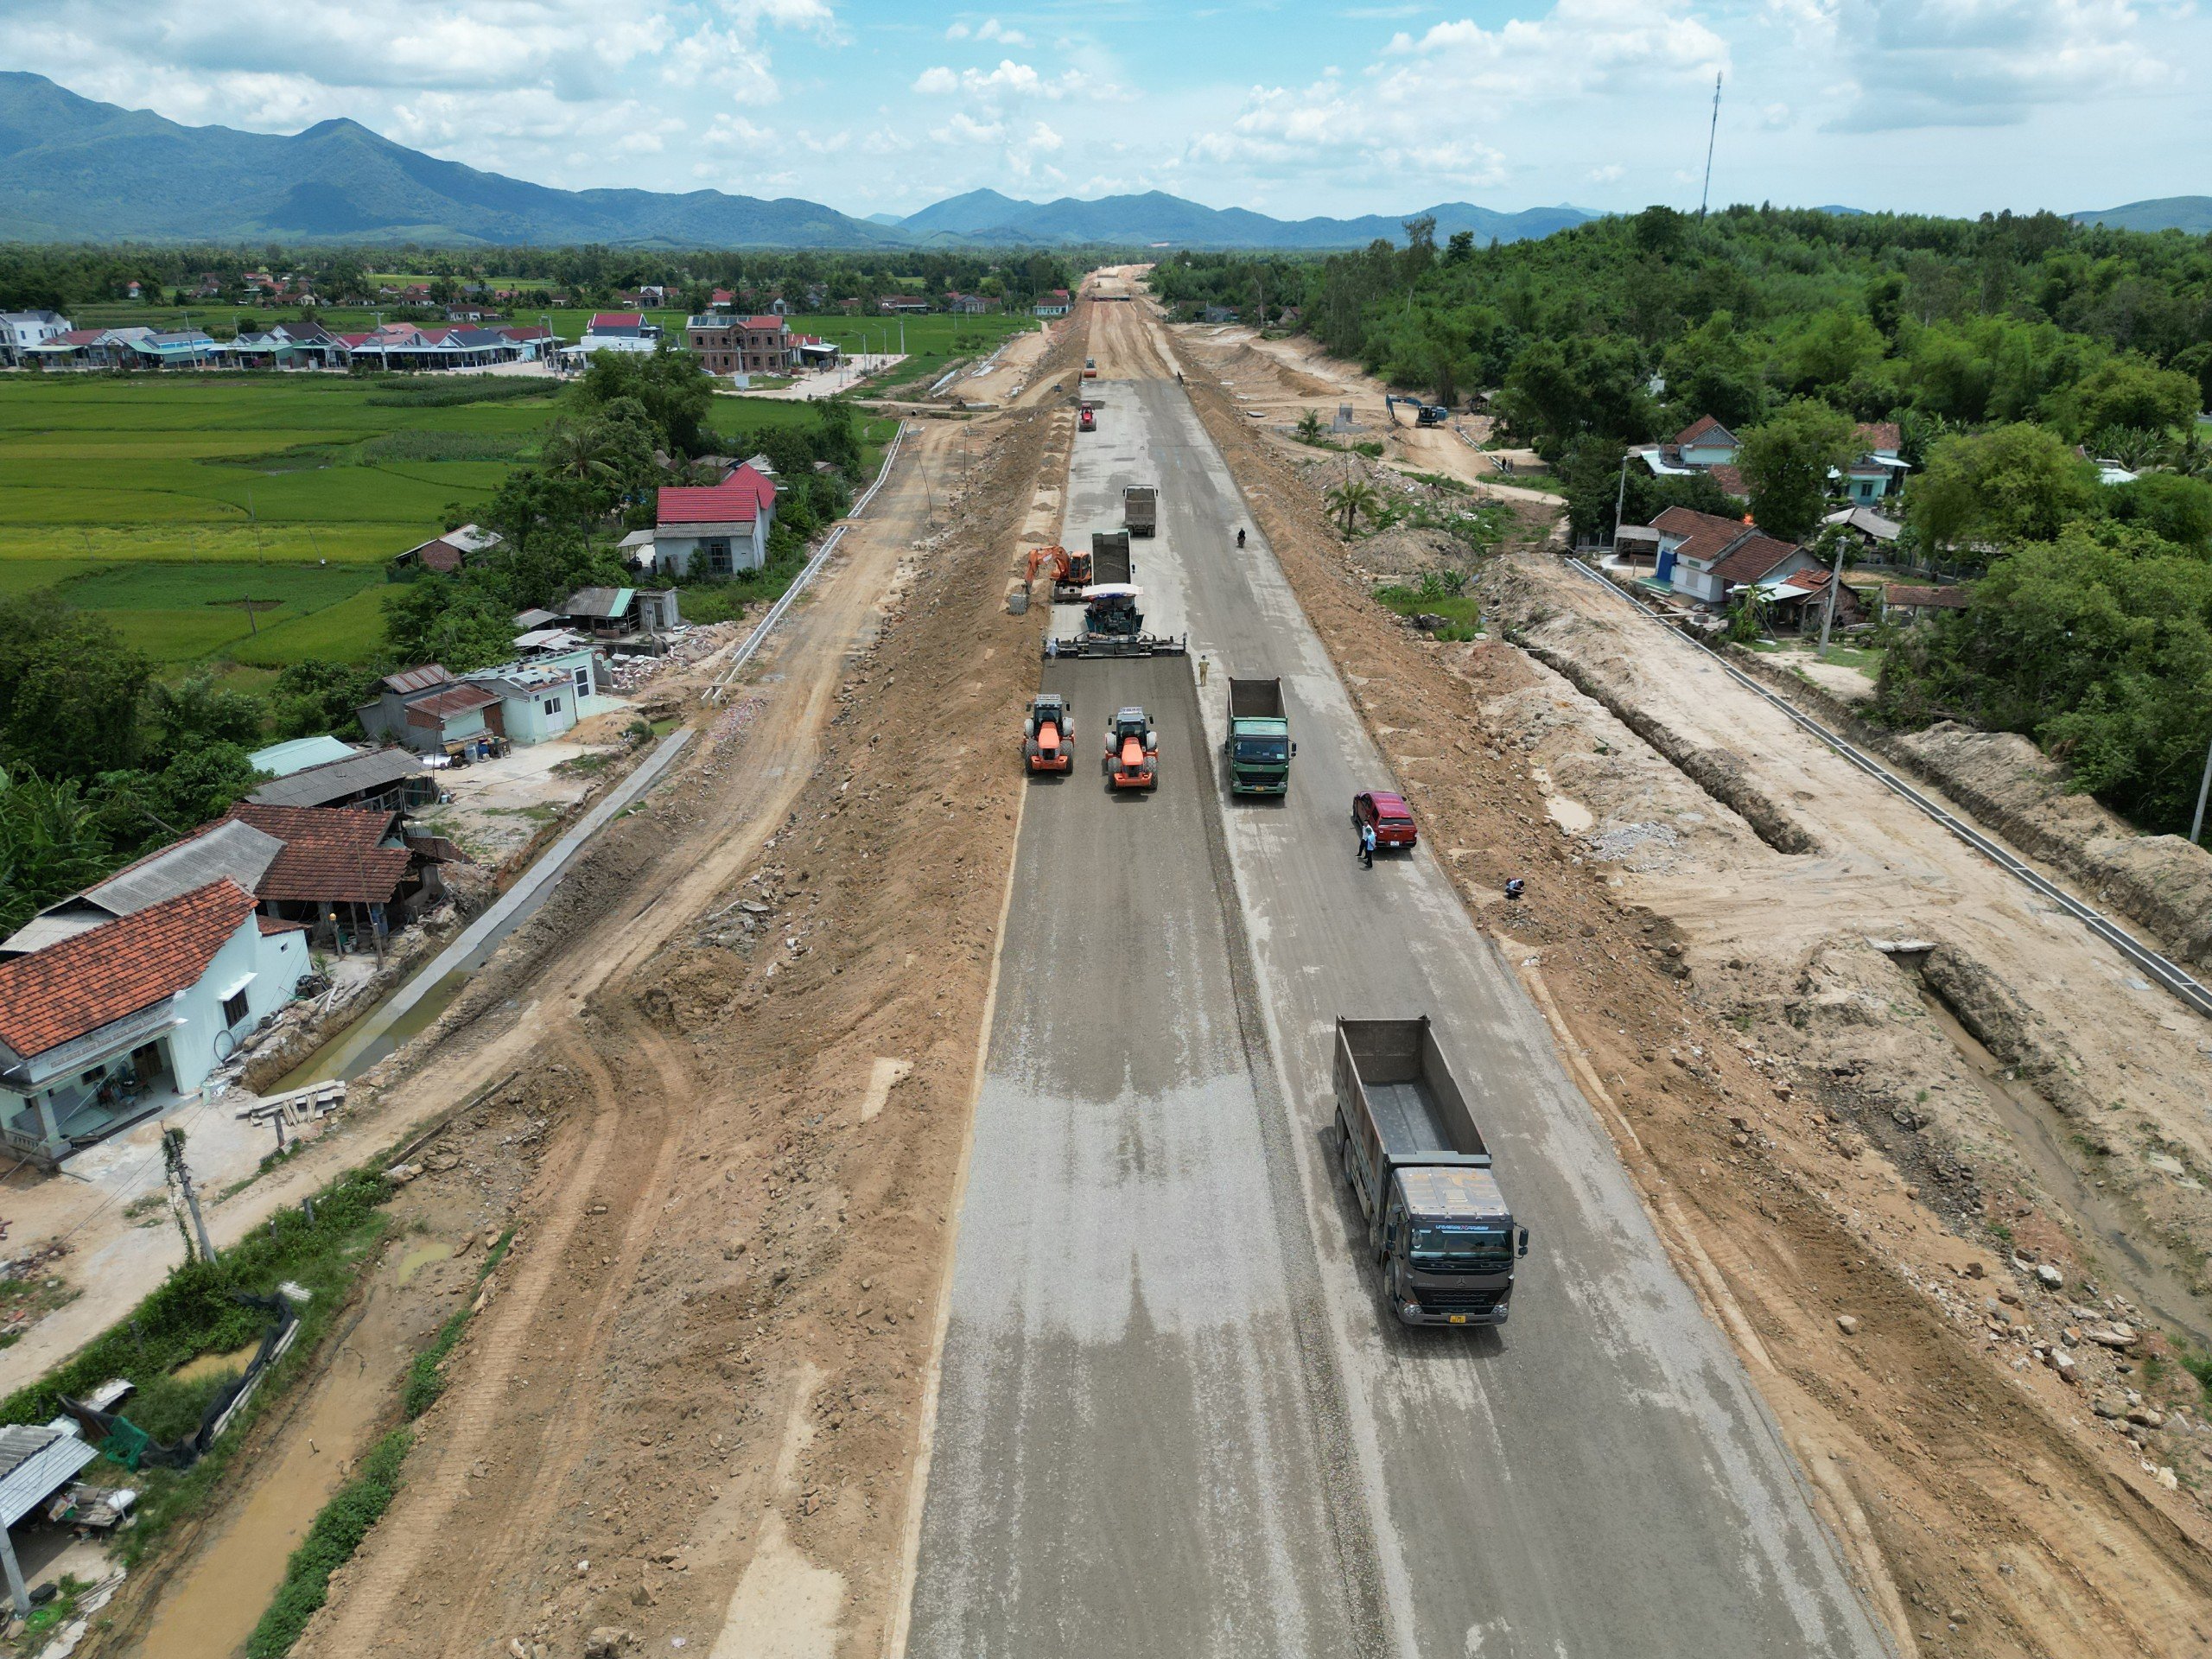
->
[2070,197,2212,234]
[887,188,1594,249]
[0,72,1587,251]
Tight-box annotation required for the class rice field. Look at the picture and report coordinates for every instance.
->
[0,374,564,666]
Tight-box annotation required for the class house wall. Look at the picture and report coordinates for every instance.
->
[653,518,767,577]
[173,921,309,1087]
[1680,438,1737,467]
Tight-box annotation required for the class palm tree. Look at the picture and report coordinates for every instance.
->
[538,418,616,490]
[1297,408,1325,444]
[1325,476,1382,536]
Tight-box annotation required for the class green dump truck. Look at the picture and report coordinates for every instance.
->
[1224,677,1294,793]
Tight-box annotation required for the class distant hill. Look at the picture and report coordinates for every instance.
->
[0,72,902,248]
[899,188,1594,248]
[2071,196,2212,234]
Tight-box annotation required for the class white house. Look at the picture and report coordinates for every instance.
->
[650,465,779,578]
[1033,289,1071,318]
[559,312,664,366]
[0,879,307,1164]
[1836,421,1910,505]
[0,310,72,365]
[1650,505,1821,607]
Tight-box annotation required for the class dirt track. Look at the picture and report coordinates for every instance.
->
[1157,289,2212,1659]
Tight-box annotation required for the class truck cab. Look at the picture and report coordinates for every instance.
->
[1374,1166,1527,1326]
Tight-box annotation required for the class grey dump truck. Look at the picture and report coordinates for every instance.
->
[1224,677,1294,793]
[1333,1016,1528,1326]
[1124,486,1158,537]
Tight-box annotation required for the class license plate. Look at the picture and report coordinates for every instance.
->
[1448,1314,1467,1325]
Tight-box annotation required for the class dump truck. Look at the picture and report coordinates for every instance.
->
[1224,677,1294,793]
[1124,486,1158,538]
[1332,1016,1528,1326]
[1021,691,1074,773]
[1091,530,1132,585]
[1103,706,1159,789]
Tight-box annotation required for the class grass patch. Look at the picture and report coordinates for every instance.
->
[19,1573,94,1652]
[1374,570,1484,641]
[226,585,393,666]
[0,1164,394,1569]
[362,378,557,409]
[401,1230,512,1420]
[243,1427,412,1659]
[359,430,534,464]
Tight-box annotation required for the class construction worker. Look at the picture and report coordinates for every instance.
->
[1198,654,1210,687]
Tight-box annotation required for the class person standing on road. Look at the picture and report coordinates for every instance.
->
[1358,820,1376,868]
[1198,654,1210,687]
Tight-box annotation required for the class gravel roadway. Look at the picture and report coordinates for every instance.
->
[907,314,1889,1658]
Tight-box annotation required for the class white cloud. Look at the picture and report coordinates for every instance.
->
[1819,0,2175,129]
[1588,162,1626,182]
[1030,120,1064,151]
[1186,0,1722,194]
[911,59,1079,99]
[948,16,1031,44]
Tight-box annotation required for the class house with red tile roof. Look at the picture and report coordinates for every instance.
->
[1033,289,1071,318]
[650,463,779,576]
[1840,421,1910,505]
[0,879,308,1164]
[1649,505,1821,607]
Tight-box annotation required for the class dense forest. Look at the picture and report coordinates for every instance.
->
[1156,207,2212,836]
[0,243,1081,315]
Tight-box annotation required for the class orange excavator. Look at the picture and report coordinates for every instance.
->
[1103,706,1160,789]
[1023,543,1093,601]
[1021,691,1074,773]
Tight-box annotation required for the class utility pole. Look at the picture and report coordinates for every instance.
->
[1815,533,1851,658]
[1611,449,1631,550]
[2191,727,2212,846]
[1698,73,1723,219]
[163,1127,216,1264]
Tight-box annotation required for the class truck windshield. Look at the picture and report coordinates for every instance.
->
[1410,1226,1513,1268]
[1233,737,1288,765]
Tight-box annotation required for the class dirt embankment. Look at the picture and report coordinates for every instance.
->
[1159,312,2212,1659]
[1889,723,2212,973]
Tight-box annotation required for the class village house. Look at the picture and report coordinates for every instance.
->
[1635,415,1747,499]
[1883,583,1970,626]
[550,588,682,652]
[0,880,308,1165]
[686,314,791,376]
[357,666,500,758]
[647,465,779,578]
[391,524,503,577]
[559,313,663,367]
[1838,422,1910,504]
[1033,289,1071,318]
[944,292,995,314]
[246,746,436,814]
[0,310,72,366]
[877,296,930,315]
[1647,505,1822,607]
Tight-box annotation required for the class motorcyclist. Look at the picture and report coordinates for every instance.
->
[1236,526,1247,549]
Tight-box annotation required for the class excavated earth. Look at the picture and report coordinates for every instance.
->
[90,326,1093,1659]
[1167,307,2212,1659]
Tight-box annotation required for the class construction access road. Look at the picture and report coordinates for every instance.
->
[906,311,1887,1656]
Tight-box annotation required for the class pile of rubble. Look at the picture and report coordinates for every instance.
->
[601,621,745,692]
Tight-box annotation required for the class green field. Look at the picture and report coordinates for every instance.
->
[0,375,563,668]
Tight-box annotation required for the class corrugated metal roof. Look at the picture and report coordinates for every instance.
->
[382,665,454,696]
[247,735,359,779]
[87,821,283,917]
[563,587,635,620]
[248,747,424,810]
[0,909,108,956]
[0,1426,95,1529]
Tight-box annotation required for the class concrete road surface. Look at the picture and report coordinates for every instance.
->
[907,373,1888,1658]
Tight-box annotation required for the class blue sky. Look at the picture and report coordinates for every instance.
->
[6,0,2208,219]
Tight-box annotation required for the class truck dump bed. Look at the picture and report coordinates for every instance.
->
[1124,486,1158,536]
[1091,531,1133,586]
[1226,678,1287,723]
[1336,1016,1488,1162]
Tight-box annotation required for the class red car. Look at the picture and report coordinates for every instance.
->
[1351,790,1418,851]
